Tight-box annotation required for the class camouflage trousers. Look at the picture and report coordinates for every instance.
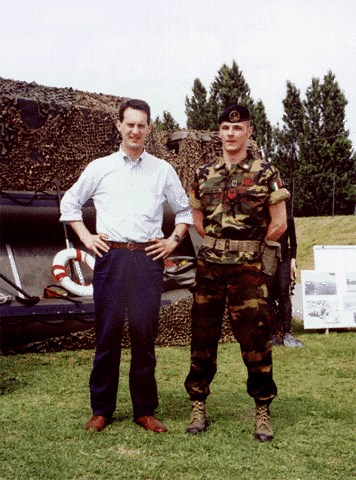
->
[184,259,277,405]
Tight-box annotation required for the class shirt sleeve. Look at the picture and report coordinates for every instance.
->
[164,164,193,225]
[268,165,290,205]
[59,163,96,223]
[188,170,202,210]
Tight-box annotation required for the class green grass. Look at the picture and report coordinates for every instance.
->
[1,328,356,480]
[294,215,356,282]
[1,214,355,479]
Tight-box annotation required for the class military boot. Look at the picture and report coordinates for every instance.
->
[272,334,283,346]
[186,400,209,434]
[283,332,305,347]
[254,403,274,442]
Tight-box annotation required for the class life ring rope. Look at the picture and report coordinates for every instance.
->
[52,248,95,296]
[51,266,67,282]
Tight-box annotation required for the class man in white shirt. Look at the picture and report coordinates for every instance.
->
[60,99,192,433]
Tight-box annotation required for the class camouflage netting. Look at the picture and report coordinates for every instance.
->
[144,130,227,193]
[7,297,235,354]
[0,77,261,192]
[0,77,129,191]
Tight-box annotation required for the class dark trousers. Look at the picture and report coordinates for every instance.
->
[90,248,164,419]
[265,256,292,333]
[185,259,277,405]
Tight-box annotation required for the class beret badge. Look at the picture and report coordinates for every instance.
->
[229,110,240,122]
[218,104,250,124]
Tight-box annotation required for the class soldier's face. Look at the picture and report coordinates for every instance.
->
[219,121,252,155]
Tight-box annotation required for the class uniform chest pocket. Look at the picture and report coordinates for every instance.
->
[201,187,223,208]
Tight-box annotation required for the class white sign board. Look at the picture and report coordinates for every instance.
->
[301,270,356,329]
[313,245,356,272]
[301,245,356,329]
[301,245,356,328]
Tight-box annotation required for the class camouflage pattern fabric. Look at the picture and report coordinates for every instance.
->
[184,259,278,404]
[189,152,290,264]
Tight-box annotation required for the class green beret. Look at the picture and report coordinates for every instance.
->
[218,104,250,124]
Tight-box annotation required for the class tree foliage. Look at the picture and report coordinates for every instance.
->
[271,71,355,216]
[185,79,211,130]
[208,61,254,129]
[185,61,272,157]
[153,111,180,131]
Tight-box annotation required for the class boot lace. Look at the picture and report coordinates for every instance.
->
[256,404,271,430]
[190,401,206,424]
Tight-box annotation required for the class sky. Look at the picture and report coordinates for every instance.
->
[1,0,355,149]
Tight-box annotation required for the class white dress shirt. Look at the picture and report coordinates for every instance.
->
[60,148,193,242]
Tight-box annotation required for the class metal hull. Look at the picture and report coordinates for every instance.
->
[0,191,199,354]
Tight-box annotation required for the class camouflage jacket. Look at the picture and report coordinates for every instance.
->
[189,152,290,264]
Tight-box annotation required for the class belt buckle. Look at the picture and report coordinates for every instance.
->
[215,239,225,250]
[127,242,135,251]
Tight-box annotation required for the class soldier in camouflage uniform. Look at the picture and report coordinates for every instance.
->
[184,104,290,442]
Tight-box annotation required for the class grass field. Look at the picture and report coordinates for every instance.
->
[1,215,355,479]
[294,215,355,282]
[1,325,355,480]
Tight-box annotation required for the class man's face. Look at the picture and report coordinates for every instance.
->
[116,107,152,153]
[219,121,252,155]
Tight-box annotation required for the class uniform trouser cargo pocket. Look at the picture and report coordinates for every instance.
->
[261,239,282,276]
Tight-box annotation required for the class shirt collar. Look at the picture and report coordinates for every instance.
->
[214,151,254,171]
[238,152,254,171]
[119,147,147,164]
[214,156,226,170]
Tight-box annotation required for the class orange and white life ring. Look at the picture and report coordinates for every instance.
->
[52,248,95,296]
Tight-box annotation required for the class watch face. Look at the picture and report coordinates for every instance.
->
[173,235,180,243]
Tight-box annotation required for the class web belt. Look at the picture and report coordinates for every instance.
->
[203,235,261,252]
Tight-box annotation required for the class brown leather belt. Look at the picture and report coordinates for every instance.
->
[203,235,260,252]
[107,241,151,251]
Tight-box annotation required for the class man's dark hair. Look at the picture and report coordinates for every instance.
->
[119,99,151,125]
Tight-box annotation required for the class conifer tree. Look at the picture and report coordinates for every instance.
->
[272,71,355,216]
[185,79,210,130]
[185,61,272,157]
[252,100,273,160]
[153,111,180,131]
[208,61,254,130]
[270,81,306,203]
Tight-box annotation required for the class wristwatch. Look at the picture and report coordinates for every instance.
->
[172,234,181,243]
